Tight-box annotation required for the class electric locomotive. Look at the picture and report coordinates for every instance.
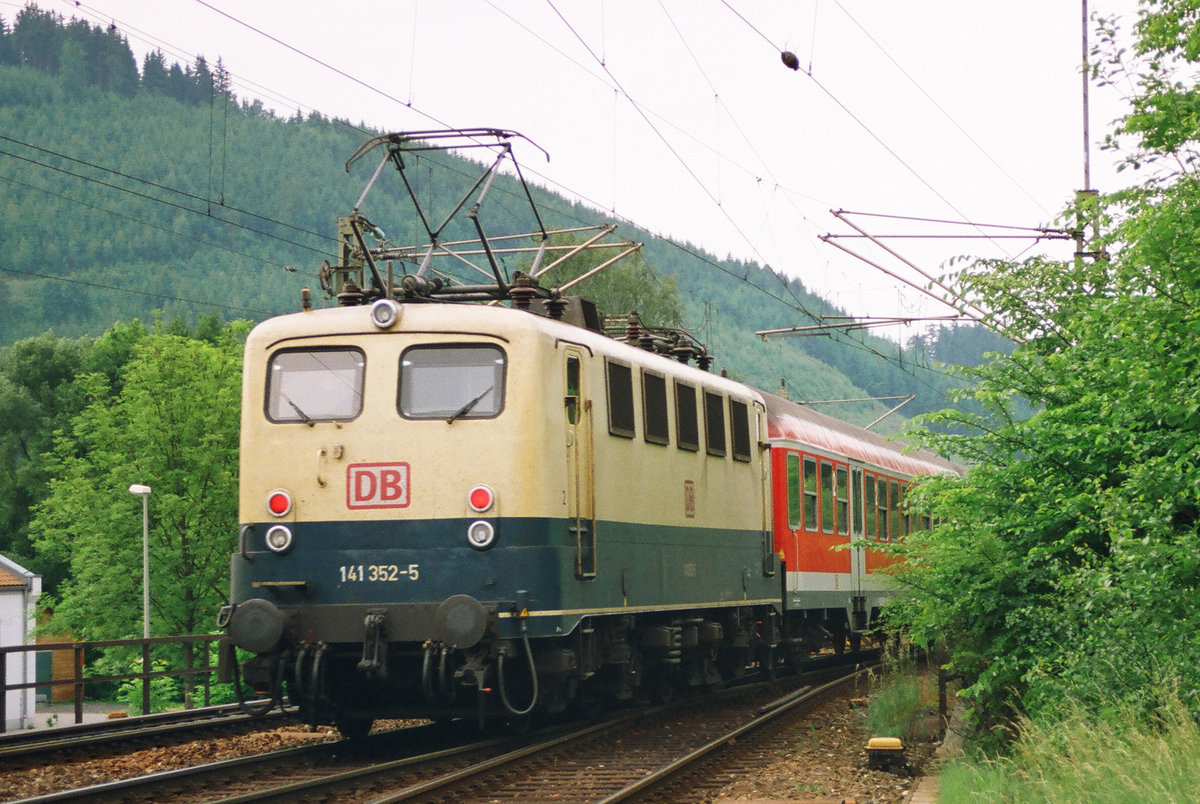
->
[216,130,960,735]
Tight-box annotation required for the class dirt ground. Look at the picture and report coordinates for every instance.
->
[710,685,943,802]
[1,671,950,802]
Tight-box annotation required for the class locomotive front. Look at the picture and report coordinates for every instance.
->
[218,300,564,732]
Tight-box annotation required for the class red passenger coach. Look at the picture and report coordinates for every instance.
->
[762,393,962,646]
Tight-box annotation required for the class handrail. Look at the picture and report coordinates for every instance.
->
[0,634,222,732]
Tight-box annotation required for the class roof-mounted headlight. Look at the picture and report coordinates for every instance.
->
[370,298,401,329]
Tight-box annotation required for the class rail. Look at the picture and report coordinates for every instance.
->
[0,634,222,732]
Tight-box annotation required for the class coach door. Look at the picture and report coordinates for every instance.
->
[564,350,597,578]
[850,466,866,595]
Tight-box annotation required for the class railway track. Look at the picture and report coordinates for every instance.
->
[10,661,873,803]
[0,703,293,764]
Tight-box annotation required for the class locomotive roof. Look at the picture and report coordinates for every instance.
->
[249,303,759,400]
[250,304,962,479]
[761,392,964,479]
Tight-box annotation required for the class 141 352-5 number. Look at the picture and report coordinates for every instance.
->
[339,564,419,583]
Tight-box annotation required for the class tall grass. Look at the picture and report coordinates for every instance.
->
[866,645,937,743]
[939,691,1200,802]
[867,671,926,740]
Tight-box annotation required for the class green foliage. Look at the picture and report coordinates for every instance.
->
[30,324,244,644]
[115,659,182,715]
[866,662,929,743]
[889,0,1200,745]
[0,5,994,432]
[940,687,1200,803]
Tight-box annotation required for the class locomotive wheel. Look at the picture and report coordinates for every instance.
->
[648,677,676,704]
[758,645,780,680]
[335,715,374,740]
[506,714,533,734]
[574,677,604,720]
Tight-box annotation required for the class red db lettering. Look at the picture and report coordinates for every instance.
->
[380,469,405,501]
[347,463,410,509]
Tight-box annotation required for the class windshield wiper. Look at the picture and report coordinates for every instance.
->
[446,385,494,424]
[283,394,314,427]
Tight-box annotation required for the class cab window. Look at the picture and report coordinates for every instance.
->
[267,348,365,423]
[399,344,505,420]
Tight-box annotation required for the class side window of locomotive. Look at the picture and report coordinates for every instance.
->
[729,399,752,462]
[606,359,635,438]
[786,453,801,527]
[704,390,726,457]
[398,344,505,420]
[820,460,835,534]
[837,466,849,535]
[642,370,669,445]
[266,348,365,423]
[803,456,818,531]
[565,355,581,425]
[675,381,700,451]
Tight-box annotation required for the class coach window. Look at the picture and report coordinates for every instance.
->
[836,465,849,535]
[864,472,877,540]
[704,390,726,457]
[803,456,818,531]
[675,381,700,451]
[890,480,902,542]
[399,344,505,420]
[877,477,890,541]
[786,453,801,527]
[267,347,365,423]
[820,461,835,534]
[606,359,636,438]
[851,469,863,535]
[730,399,752,462]
[642,370,670,445]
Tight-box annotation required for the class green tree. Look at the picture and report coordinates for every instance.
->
[889,0,1200,740]
[0,332,89,581]
[31,325,244,696]
[525,231,683,328]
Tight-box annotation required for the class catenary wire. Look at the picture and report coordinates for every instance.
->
[36,1,968,392]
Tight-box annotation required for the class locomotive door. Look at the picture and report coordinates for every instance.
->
[849,466,866,595]
[564,350,596,578]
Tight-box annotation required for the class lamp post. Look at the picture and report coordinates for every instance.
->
[128,484,151,640]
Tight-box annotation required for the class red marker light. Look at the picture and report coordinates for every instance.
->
[267,490,292,517]
[468,485,494,513]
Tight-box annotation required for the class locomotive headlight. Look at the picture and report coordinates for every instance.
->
[369,298,401,329]
[265,525,294,553]
[468,484,495,513]
[266,489,293,517]
[466,520,496,550]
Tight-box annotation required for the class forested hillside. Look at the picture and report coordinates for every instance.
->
[0,5,1003,428]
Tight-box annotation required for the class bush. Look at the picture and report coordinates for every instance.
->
[116,658,181,714]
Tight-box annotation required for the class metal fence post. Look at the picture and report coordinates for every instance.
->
[142,640,152,715]
[73,645,84,725]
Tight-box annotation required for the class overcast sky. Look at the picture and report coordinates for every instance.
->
[19,0,1145,338]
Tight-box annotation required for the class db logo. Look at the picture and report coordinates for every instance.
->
[347,463,410,509]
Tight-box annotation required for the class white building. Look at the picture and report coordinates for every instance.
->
[0,555,41,731]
